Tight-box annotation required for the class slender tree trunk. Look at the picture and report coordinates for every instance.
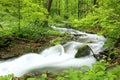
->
[43,0,53,27]
[55,1,57,14]
[47,0,53,13]
[66,0,68,13]
[78,0,80,19]
[58,0,60,15]
[18,0,20,32]
[94,0,97,5]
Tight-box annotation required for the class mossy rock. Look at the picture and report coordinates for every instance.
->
[75,45,90,58]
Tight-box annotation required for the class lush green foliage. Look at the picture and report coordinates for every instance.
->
[0,74,13,80]
[12,23,64,40]
[49,0,120,48]
[26,74,47,80]
[1,0,119,47]
[0,0,66,39]
[20,0,48,26]
[69,0,120,48]
[56,62,120,80]
[0,21,64,40]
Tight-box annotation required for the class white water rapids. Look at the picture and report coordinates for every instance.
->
[0,26,106,77]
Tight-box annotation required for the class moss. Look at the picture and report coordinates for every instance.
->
[75,45,90,58]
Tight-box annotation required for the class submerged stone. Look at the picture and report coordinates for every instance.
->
[75,45,90,58]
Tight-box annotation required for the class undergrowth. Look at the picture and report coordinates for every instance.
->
[56,62,120,80]
[0,21,66,40]
[1,62,120,80]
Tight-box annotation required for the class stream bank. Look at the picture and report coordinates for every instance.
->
[0,34,73,60]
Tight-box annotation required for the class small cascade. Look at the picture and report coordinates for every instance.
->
[0,26,106,77]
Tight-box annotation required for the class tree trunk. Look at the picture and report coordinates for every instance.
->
[66,0,68,13]
[43,0,53,27]
[18,0,20,32]
[58,0,60,15]
[94,0,97,5]
[47,0,53,13]
[78,0,80,19]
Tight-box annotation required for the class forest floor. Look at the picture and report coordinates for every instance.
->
[0,36,57,60]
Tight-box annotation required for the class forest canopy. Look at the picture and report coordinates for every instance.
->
[0,0,120,48]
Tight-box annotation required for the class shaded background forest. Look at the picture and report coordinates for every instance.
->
[0,0,120,47]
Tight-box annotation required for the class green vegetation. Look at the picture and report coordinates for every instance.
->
[0,0,64,39]
[0,0,120,79]
[0,74,13,80]
[69,0,120,48]
[1,0,119,47]
[56,62,120,80]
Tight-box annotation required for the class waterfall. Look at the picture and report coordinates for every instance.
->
[0,26,106,77]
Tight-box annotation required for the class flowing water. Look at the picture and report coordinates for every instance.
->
[0,26,106,77]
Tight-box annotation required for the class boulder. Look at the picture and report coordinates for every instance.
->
[75,45,91,58]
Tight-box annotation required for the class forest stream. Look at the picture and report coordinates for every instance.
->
[0,26,106,78]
